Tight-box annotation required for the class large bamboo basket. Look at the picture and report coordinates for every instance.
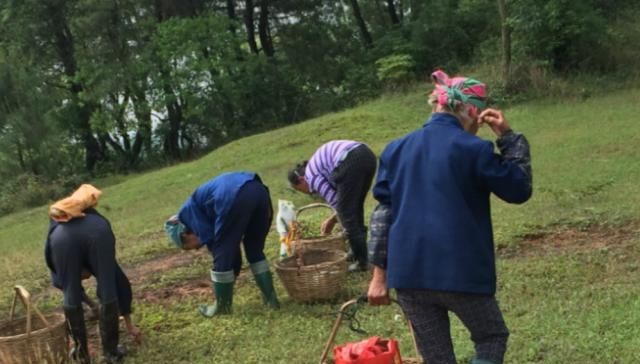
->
[293,203,347,253]
[320,297,424,364]
[275,248,348,303]
[0,286,68,364]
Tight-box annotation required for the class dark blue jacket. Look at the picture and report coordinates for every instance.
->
[45,209,133,314]
[178,172,258,249]
[373,113,532,295]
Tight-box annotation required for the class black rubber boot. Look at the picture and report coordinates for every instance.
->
[99,302,123,364]
[347,231,368,272]
[64,305,91,364]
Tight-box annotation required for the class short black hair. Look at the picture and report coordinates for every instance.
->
[287,161,308,186]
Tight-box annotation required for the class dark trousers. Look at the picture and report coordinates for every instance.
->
[331,144,377,264]
[51,263,133,315]
[397,289,509,364]
[209,179,273,275]
[48,213,119,309]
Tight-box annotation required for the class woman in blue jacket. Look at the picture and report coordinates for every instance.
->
[164,172,279,317]
[367,70,532,364]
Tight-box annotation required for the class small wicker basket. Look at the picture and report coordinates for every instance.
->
[0,286,69,364]
[320,298,424,364]
[275,248,348,303]
[293,203,347,253]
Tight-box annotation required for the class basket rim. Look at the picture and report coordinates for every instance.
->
[275,249,348,272]
[296,233,345,242]
[0,312,66,342]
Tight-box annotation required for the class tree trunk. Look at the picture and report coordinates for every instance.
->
[258,0,274,57]
[496,0,511,90]
[226,0,237,33]
[385,0,400,25]
[409,0,422,21]
[131,87,152,164]
[244,0,259,54]
[227,0,236,19]
[15,139,26,172]
[349,0,373,48]
[162,82,183,160]
[46,2,102,173]
[154,0,205,19]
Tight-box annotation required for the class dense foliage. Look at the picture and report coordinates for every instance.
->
[0,0,638,214]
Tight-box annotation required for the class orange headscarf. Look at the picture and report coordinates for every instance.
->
[49,184,102,222]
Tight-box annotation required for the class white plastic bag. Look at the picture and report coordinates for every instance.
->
[276,200,297,258]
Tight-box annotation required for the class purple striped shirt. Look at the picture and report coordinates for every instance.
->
[305,140,361,207]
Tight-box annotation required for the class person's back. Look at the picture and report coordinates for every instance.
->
[49,211,112,247]
[179,171,257,247]
[378,112,529,294]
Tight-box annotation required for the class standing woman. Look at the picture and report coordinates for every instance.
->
[288,140,376,271]
[367,70,532,364]
[164,171,279,317]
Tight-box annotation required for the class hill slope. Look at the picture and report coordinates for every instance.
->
[1,88,639,363]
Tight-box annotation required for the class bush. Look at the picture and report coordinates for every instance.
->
[0,173,89,216]
[375,54,416,90]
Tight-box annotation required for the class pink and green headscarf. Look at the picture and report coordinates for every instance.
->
[430,70,488,112]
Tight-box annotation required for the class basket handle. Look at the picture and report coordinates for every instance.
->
[318,296,422,364]
[295,203,338,220]
[9,285,50,337]
[295,203,343,238]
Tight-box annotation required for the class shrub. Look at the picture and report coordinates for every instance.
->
[375,54,416,90]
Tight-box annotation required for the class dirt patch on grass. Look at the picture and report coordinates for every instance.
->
[500,222,639,258]
[128,250,252,305]
[135,277,212,305]
[125,250,207,286]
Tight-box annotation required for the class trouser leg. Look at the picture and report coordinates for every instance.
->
[87,230,121,360]
[448,294,509,364]
[64,305,91,364]
[332,145,377,268]
[397,289,457,364]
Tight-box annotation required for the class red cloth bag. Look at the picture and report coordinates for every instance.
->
[334,336,402,364]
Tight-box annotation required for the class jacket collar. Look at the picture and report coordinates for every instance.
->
[424,112,463,130]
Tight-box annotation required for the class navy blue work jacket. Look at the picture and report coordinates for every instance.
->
[373,113,532,295]
[178,172,257,248]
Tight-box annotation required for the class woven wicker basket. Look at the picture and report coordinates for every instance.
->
[320,298,424,364]
[0,286,68,364]
[293,203,347,253]
[275,248,348,303]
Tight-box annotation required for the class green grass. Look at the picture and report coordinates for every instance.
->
[1,87,639,363]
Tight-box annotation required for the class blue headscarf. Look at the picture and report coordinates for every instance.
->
[164,215,186,248]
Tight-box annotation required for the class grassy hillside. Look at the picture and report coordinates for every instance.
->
[0,87,639,363]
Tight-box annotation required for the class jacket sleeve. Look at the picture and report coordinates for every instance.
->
[114,263,133,315]
[367,203,391,269]
[372,153,392,205]
[179,196,216,247]
[476,131,532,204]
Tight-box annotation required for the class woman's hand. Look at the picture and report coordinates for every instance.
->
[320,215,338,235]
[479,108,511,137]
[124,316,143,345]
[367,266,390,305]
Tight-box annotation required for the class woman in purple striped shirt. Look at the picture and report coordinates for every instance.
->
[288,140,377,271]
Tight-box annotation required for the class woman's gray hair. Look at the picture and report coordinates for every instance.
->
[428,92,474,129]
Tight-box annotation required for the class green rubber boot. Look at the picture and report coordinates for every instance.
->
[198,270,234,317]
[470,359,498,364]
[250,260,280,309]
